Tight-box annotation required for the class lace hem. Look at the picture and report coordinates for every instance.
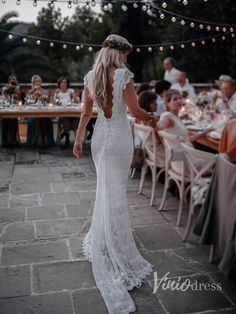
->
[82,232,92,262]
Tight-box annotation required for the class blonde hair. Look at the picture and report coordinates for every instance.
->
[31,75,42,86]
[164,89,182,111]
[90,34,132,109]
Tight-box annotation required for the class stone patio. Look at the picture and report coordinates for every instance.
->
[0,144,236,314]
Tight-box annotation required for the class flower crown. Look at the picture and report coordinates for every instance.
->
[102,39,132,52]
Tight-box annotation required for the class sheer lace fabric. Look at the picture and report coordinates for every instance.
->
[82,68,153,314]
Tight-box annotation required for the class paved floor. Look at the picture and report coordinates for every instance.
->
[0,144,236,314]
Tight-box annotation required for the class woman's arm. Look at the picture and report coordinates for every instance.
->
[73,87,93,158]
[124,80,156,127]
[155,116,174,131]
[188,127,214,142]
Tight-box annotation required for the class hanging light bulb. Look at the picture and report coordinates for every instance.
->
[108,2,113,9]
[170,45,174,50]
[85,1,90,9]
[199,24,204,29]
[91,0,96,6]
[181,43,185,48]
[76,45,80,51]
[230,27,234,32]
[121,4,128,11]
[222,27,227,32]
[159,46,164,51]
[73,0,78,4]
[33,0,37,6]
[22,37,27,43]
[171,17,176,23]
[36,40,41,45]
[215,26,220,31]
[141,4,147,11]
[16,0,20,5]
[191,42,196,47]
[2,0,6,3]
[231,33,235,38]
[63,44,67,49]
[68,1,72,9]
[148,47,152,52]
[206,25,211,31]
[180,20,185,26]
[136,47,141,52]
[8,34,13,40]
[162,2,167,8]
[190,22,195,28]
[49,0,54,8]
[160,13,165,19]
[88,46,93,52]
[221,36,226,40]
[147,8,152,16]
[212,38,216,43]
[103,4,108,11]
[183,0,188,5]
[133,3,138,9]
[50,42,54,47]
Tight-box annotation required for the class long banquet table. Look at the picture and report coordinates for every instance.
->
[0,105,98,118]
[188,130,220,151]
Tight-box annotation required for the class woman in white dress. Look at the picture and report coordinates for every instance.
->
[156,89,214,174]
[73,35,155,314]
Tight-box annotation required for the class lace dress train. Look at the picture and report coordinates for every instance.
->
[82,68,153,314]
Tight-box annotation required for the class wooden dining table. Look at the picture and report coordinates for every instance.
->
[188,130,220,152]
[0,105,98,118]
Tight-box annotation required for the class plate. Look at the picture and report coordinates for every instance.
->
[187,125,204,131]
[209,131,221,140]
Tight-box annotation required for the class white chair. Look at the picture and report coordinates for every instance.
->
[134,123,165,206]
[158,130,191,226]
[180,142,217,241]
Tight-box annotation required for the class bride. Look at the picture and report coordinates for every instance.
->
[73,34,155,314]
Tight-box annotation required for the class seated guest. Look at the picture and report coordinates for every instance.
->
[171,72,196,101]
[163,57,180,84]
[208,75,232,111]
[54,76,79,145]
[156,89,213,174]
[154,80,171,118]
[138,91,165,166]
[220,79,236,114]
[26,75,54,147]
[219,118,236,164]
[136,83,151,95]
[1,74,20,147]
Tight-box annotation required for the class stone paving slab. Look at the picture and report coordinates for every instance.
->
[0,292,74,314]
[39,192,81,206]
[9,193,39,208]
[0,207,25,223]
[0,265,31,298]
[33,261,96,293]
[1,240,70,265]
[0,221,35,243]
[26,205,66,220]
[66,202,93,217]
[11,182,52,195]
[34,217,90,239]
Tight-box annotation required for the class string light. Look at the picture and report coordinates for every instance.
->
[183,0,188,5]
[1,27,233,53]
[190,22,195,28]
[68,0,72,9]
[16,0,21,5]
[171,17,176,23]
[91,0,96,6]
[160,13,165,19]
[33,0,37,6]
[133,2,138,9]
[162,2,167,9]
[180,19,185,25]
[141,4,147,11]
[121,4,128,11]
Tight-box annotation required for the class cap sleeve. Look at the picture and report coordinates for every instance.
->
[122,68,134,90]
[83,70,93,91]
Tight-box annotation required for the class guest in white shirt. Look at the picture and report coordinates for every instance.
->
[172,72,196,100]
[154,80,171,118]
[221,79,236,114]
[163,57,180,84]
[54,76,79,145]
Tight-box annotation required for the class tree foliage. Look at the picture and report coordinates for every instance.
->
[0,2,235,83]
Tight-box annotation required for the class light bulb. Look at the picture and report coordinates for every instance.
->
[171,17,176,23]
[50,42,54,47]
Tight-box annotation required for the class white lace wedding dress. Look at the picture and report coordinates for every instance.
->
[82,67,153,314]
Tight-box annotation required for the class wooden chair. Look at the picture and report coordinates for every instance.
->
[158,130,191,226]
[180,142,217,241]
[134,123,165,206]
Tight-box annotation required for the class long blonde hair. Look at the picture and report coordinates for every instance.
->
[90,34,132,109]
